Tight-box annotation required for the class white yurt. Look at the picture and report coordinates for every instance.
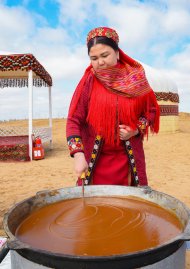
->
[142,63,179,133]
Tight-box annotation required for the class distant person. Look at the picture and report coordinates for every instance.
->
[66,26,160,187]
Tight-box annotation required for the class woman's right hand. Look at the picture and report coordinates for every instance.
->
[73,152,88,178]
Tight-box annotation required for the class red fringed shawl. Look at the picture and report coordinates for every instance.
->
[69,49,160,145]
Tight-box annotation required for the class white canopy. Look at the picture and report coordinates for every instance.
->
[0,52,52,160]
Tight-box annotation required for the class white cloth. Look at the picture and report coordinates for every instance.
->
[0,252,11,269]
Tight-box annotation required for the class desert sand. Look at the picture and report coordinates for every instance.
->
[0,114,190,268]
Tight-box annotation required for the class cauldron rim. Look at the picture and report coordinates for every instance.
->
[5,235,185,269]
[6,234,184,260]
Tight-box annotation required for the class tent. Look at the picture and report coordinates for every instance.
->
[0,52,52,161]
[142,63,179,133]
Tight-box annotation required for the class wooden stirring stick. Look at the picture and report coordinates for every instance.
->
[80,172,86,197]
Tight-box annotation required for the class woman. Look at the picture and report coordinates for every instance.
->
[66,27,160,186]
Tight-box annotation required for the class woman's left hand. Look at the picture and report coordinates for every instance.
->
[119,125,138,140]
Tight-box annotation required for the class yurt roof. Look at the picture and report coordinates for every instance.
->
[0,52,52,87]
[141,62,178,93]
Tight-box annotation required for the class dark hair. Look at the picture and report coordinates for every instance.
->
[87,36,119,54]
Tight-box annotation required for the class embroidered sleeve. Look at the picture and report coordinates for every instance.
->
[137,117,148,136]
[67,136,84,157]
[66,74,94,157]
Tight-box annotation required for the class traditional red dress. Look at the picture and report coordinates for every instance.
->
[66,49,160,186]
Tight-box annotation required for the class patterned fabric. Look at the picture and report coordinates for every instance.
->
[84,135,102,185]
[155,92,179,103]
[0,78,48,88]
[0,136,30,162]
[125,140,139,186]
[0,54,52,87]
[159,105,179,116]
[67,136,84,156]
[137,117,148,135]
[94,60,152,97]
[87,27,119,44]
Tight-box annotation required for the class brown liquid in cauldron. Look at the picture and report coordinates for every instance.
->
[15,196,183,256]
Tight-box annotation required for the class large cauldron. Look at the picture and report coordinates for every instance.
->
[3,185,190,269]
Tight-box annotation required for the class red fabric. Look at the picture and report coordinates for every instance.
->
[68,66,92,118]
[68,49,160,146]
[92,142,129,185]
[67,48,159,186]
[130,135,147,185]
[67,74,151,185]
[67,74,96,162]
[87,76,159,145]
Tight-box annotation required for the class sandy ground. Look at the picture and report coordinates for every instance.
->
[0,114,190,267]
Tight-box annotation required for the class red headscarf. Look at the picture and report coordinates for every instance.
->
[68,27,160,145]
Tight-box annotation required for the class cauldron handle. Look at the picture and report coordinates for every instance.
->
[180,220,190,241]
[6,239,30,250]
[139,185,152,194]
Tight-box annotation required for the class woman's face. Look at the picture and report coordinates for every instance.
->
[89,44,119,71]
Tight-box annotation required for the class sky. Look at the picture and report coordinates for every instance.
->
[0,0,190,120]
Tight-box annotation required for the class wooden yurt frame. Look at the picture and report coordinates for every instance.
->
[0,53,53,161]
